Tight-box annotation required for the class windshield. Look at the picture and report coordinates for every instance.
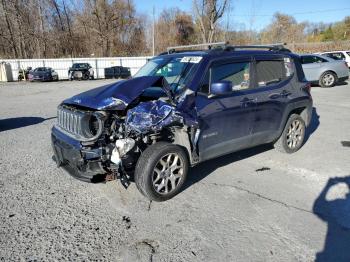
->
[73,63,88,69]
[34,67,48,72]
[134,55,202,95]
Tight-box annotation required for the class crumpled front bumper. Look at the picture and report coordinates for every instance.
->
[51,126,105,182]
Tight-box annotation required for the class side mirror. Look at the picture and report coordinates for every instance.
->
[210,81,232,96]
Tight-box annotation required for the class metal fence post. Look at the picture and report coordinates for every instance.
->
[17,60,21,81]
[95,59,99,79]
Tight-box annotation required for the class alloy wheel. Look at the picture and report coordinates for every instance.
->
[152,153,184,195]
[286,120,304,149]
[322,73,335,86]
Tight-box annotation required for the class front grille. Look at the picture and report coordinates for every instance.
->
[56,106,104,141]
[57,106,84,136]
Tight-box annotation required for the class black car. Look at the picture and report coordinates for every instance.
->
[104,66,131,79]
[29,67,59,82]
[68,63,94,80]
[52,43,313,201]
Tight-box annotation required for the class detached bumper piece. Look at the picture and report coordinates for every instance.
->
[51,126,105,183]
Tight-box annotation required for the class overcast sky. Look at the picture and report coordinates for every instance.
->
[134,0,350,31]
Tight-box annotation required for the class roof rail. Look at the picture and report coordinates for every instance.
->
[166,42,228,54]
[225,43,291,52]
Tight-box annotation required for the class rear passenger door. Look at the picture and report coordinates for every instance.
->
[301,55,327,81]
[250,55,295,144]
[195,57,257,161]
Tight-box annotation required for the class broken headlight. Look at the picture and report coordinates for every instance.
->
[80,112,105,140]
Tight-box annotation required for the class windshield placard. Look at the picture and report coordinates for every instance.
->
[180,56,202,63]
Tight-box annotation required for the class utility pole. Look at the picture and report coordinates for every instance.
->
[152,6,155,56]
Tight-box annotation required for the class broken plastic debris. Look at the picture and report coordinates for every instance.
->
[111,148,121,165]
[115,138,135,157]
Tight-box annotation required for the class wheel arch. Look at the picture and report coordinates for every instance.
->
[278,100,313,139]
[320,69,338,80]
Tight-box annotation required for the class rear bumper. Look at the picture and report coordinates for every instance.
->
[51,126,105,182]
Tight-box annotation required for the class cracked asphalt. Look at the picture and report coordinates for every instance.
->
[1,80,350,261]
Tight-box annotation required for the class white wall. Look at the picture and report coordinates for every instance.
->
[1,56,152,81]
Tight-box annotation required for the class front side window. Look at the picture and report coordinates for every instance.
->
[301,56,314,64]
[200,61,251,93]
[256,59,292,87]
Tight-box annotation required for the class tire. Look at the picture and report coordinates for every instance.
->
[319,71,337,88]
[135,142,189,201]
[274,114,306,154]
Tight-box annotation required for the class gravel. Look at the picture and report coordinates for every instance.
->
[1,79,350,261]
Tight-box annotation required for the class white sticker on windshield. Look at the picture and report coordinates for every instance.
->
[180,56,203,63]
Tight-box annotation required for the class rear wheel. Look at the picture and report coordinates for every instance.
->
[319,71,337,88]
[275,114,306,153]
[135,142,189,201]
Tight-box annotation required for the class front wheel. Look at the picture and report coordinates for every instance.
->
[135,142,189,201]
[274,114,306,153]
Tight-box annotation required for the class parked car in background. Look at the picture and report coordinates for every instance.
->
[52,43,313,201]
[104,66,131,79]
[68,63,94,80]
[29,67,59,82]
[18,67,32,81]
[300,54,349,87]
[318,51,350,68]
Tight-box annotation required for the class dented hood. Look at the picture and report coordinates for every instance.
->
[63,76,172,110]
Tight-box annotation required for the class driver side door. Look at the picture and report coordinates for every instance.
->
[195,57,257,161]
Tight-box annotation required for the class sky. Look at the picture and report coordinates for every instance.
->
[133,0,350,31]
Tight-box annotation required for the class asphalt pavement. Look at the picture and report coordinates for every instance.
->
[0,79,350,261]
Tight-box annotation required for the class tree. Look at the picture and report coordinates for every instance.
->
[154,8,195,53]
[193,0,229,43]
[260,13,307,44]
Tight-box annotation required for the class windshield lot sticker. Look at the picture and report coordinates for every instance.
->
[180,56,203,63]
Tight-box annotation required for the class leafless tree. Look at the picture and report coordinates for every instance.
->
[193,0,229,43]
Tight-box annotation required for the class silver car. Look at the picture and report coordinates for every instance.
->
[300,54,349,87]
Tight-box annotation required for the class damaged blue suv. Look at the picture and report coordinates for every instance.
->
[51,43,312,201]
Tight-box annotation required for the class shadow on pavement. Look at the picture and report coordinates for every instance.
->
[305,107,320,142]
[0,116,56,132]
[183,144,274,191]
[313,176,350,262]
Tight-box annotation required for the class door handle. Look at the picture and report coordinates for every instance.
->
[240,97,254,103]
[280,90,291,97]
[240,97,256,106]
[269,90,291,99]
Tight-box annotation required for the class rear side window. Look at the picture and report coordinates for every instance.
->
[324,52,345,60]
[256,59,293,87]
